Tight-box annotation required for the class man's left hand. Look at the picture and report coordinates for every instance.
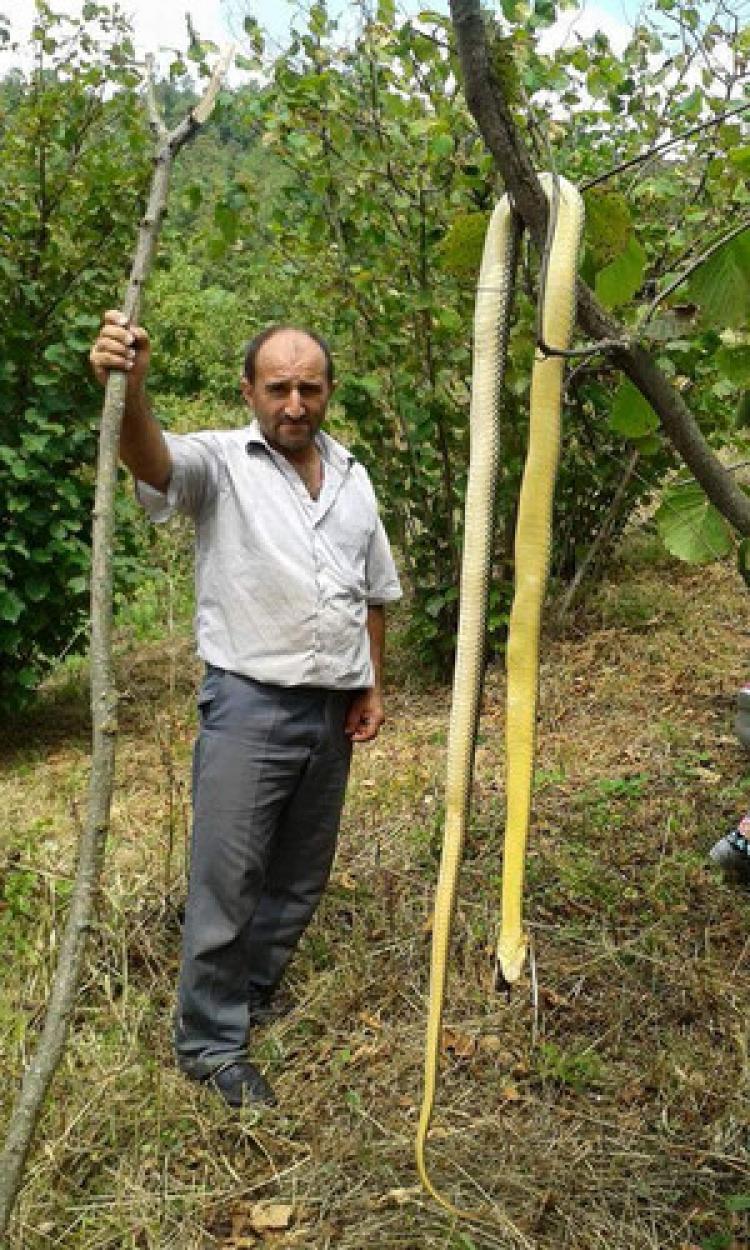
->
[345,689,385,743]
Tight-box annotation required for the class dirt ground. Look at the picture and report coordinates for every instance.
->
[1,538,749,1249]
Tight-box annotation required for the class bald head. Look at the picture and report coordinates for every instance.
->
[244,325,334,388]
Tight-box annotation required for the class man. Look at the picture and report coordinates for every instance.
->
[90,312,401,1108]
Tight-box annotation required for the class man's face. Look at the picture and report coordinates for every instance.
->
[241,330,332,460]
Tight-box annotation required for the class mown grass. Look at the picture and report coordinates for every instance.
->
[1,533,749,1249]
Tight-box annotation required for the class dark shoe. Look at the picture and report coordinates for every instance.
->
[709,820,750,886]
[207,1061,277,1108]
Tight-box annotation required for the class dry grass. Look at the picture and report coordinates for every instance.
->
[1,535,749,1249]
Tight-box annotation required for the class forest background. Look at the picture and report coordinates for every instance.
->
[2,0,750,699]
[1,1,750,1247]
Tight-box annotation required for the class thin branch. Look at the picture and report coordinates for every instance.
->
[537,336,631,361]
[556,449,640,621]
[581,98,750,192]
[144,52,168,141]
[642,218,750,327]
[192,45,233,125]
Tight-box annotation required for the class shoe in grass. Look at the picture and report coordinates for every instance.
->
[709,818,750,886]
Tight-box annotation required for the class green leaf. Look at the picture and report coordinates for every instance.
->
[24,576,49,603]
[357,374,382,399]
[185,184,203,211]
[595,236,646,309]
[533,0,557,24]
[436,212,490,278]
[631,433,662,457]
[729,146,750,175]
[235,52,261,71]
[655,484,732,564]
[43,343,68,366]
[687,230,750,330]
[716,344,750,386]
[583,189,632,269]
[609,381,659,438]
[501,0,524,20]
[0,590,23,623]
[430,133,454,160]
[435,307,463,334]
[17,667,37,690]
[214,203,239,244]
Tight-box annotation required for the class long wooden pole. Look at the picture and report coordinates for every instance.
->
[0,48,233,1242]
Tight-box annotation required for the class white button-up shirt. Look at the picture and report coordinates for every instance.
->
[137,420,402,689]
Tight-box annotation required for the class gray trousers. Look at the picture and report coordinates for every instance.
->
[176,666,353,1076]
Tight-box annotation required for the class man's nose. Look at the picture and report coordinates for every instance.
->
[284,388,305,418]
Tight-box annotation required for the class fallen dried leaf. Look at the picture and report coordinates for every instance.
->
[377,1186,422,1208]
[442,1027,477,1059]
[500,1083,521,1102]
[478,1035,514,1062]
[250,1203,293,1233]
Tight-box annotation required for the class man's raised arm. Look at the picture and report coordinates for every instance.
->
[89,310,172,492]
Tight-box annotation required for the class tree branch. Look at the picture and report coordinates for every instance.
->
[556,448,640,621]
[642,217,750,326]
[581,93,750,192]
[448,0,750,537]
[0,46,234,1241]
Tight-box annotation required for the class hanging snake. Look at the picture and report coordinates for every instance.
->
[416,173,584,1219]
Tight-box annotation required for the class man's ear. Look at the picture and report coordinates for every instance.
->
[240,376,254,407]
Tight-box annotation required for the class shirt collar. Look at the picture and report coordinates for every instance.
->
[244,419,354,473]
